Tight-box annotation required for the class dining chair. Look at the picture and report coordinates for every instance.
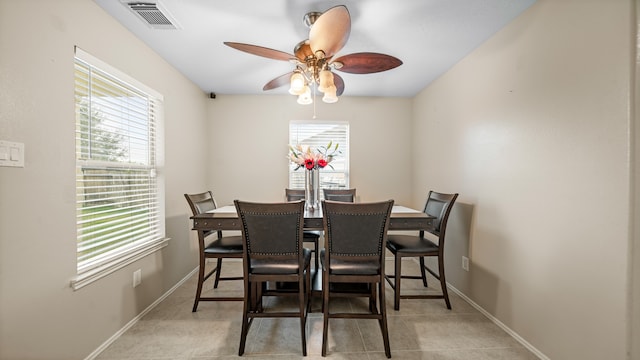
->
[184,191,244,311]
[321,199,394,358]
[286,188,321,272]
[384,191,458,310]
[322,188,356,202]
[234,200,312,356]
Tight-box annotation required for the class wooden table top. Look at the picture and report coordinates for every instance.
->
[190,205,434,231]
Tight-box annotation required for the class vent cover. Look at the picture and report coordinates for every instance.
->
[124,2,180,29]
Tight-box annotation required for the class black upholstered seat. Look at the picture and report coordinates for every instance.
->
[249,249,311,274]
[385,236,439,254]
[321,256,380,275]
[385,191,458,310]
[202,236,243,254]
[185,191,243,312]
[234,200,311,356]
[321,199,394,358]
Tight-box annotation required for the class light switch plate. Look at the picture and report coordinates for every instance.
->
[0,140,24,167]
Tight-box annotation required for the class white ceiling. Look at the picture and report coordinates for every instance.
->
[93,0,536,98]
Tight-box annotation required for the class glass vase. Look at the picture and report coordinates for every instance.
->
[305,167,320,210]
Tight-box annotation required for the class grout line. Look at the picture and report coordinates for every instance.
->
[447,284,550,360]
[83,267,199,360]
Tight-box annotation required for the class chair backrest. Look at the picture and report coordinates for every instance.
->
[184,191,218,216]
[285,188,305,202]
[323,188,356,202]
[322,200,394,272]
[234,200,306,270]
[185,191,221,238]
[423,191,458,238]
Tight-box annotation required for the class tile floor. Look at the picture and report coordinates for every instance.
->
[95,259,539,359]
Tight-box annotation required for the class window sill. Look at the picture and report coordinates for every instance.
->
[70,237,170,290]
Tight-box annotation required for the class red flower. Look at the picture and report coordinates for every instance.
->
[289,142,340,171]
[304,158,315,170]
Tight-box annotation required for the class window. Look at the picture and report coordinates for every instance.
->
[289,121,349,191]
[71,47,167,290]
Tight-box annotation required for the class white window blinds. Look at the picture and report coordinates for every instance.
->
[73,48,166,288]
[289,121,349,190]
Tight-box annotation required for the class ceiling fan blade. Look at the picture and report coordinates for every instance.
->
[333,73,345,96]
[224,42,296,62]
[309,5,351,58]
[263,72,293,91]
[333,53,403,74]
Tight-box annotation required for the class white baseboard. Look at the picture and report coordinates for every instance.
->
[446,284,550,360]
[83,267,199,360]
[87,260,550,360]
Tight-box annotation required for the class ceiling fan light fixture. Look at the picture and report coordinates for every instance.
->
[322,86,338,103]
[297,87,313,105]
[318,69,334,93]
[224,5,402,107]
[289,72,306,95]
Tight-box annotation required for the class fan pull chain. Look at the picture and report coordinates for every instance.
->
[312,83,317,119]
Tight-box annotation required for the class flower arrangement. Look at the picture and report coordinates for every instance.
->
[289,141,340,171]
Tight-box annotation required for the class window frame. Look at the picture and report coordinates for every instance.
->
[288,120,349,192]
[71,47,168,290]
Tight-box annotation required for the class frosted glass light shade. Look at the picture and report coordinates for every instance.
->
[297,86,312,105]
[318,69,335,93]
[322,86,338,103]
[289,72,306,95]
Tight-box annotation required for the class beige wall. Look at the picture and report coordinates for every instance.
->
[1,0,637,359]
[0,0,209,359]
[412,0,634,359]
[633,2,640,358]
[206,95,414,206]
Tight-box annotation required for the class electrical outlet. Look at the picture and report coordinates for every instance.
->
[462,256,469,271]
[133,269,142,287]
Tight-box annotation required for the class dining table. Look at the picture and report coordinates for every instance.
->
[190,204,435,232]
[190,204,435,298]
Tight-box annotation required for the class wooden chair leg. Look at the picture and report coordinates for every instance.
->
[321,275,330,356]
[250,281,263,313]
[313,239,319,272]
[378,281,391,358]
[306,267,312,314]
[419,256,428,287]
[238,284,251,356]
[438,255,451,309]
[299,277,308,356]
[192,260,206,312]
[213,258,223,288]
[394,254,402,311]
[370,284,377,314]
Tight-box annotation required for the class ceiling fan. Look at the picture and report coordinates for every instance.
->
[224,5,402,104]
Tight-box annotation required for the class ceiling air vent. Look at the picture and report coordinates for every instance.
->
[124,2,180,29]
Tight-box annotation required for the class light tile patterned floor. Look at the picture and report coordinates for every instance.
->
[95,260,539,359]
